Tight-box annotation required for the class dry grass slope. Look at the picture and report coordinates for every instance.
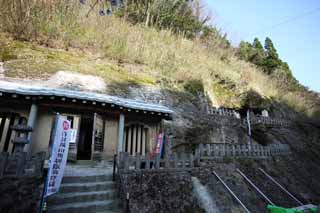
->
[0,1,319,117]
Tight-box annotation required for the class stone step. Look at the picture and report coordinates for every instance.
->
[60,181,116,193]
[48,190,118,205]
[47,200,121,213]
[62,175,113,184]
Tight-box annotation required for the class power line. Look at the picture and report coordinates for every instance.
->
[249,7,320,37]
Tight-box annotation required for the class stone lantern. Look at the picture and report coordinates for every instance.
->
[11,125,33,153]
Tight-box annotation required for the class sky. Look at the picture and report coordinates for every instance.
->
[206,0,320,92]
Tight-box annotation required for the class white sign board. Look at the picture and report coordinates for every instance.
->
[45,116,71,197]
[69,129,77,143]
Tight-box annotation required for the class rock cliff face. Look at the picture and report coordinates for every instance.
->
[118,82,320,205]
[118,171,203,213]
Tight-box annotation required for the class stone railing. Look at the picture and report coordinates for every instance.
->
[0,152,46,178]
[245,116,291,128]
[207,107,241,119]
[118,152,198,172]
[117,143,291,172]
[196,143,291,160]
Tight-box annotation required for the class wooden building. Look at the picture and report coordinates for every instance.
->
[0,82,173,161]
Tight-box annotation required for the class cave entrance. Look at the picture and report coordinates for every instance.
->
[238,108,263,118]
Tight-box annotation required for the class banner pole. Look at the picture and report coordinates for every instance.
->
[39,114,59,213]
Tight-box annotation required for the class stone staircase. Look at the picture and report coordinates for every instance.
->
[47,162,122,213]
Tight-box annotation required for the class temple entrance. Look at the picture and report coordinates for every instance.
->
[77,116,94,160]
[62,113,105,161]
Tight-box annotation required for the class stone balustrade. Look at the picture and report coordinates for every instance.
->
[196,143,291,160]
[118,152,197,172]
[117,143,291,172]
[246,116,291,128]
[207,107,240,119]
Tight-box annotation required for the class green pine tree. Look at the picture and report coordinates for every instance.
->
[250,38,265,66]
[238,41,254,61]
[263,37,281,74]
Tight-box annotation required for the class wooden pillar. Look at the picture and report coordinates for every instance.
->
[123,127,127,152]
[7,117,20,153]
[0,116,7,145]
[0,118,9,152]
[127,126,132,155]
[137,125,142,154]
[3,115,15,152]
[142,128,146,155]
[26,104,38,154]
[132,125,137,156]
[117,113,125,154]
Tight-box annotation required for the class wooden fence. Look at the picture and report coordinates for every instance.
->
[197,143,291,160]
[0,152,46,178]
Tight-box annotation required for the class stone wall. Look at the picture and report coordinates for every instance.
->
[118,170,204,213]
[0,177,44,213]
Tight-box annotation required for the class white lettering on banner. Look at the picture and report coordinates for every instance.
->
[45,117,71,197]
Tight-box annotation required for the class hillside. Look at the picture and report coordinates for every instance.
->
[0,2,319,118]
[1,1,320,211]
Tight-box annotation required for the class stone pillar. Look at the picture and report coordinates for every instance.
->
[117,113,125,154]
[26,104,38,154]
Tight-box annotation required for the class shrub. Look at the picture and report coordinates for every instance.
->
[0,0,80,42]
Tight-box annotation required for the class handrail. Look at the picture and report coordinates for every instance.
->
[237,169,275,206]
[212,171,250,212]
[258,168,304,206]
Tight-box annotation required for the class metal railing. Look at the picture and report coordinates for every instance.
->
[212,170,250,212]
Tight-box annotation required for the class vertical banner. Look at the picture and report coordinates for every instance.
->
[45,116,71,197]
[159,129,165,158]
[152,129,165,158]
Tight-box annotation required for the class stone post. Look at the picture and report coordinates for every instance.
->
[154,153,160,169]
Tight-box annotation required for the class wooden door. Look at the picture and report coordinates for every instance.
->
[92,113,105,161]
